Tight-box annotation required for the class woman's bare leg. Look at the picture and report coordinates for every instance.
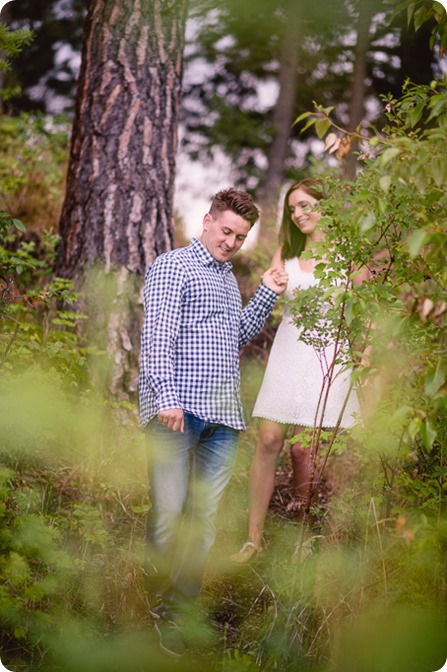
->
[246,420,286,548]
[289,425,311,503]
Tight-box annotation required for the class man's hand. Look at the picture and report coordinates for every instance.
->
[157,408,184,432]
[262,267,288,295]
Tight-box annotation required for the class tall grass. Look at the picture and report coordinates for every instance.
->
[1,311,446,671]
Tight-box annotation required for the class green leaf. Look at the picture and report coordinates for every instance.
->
[51,318,77,327]
[299,117,317,134]
[406,229,429,258]
[407,2,416,27]
[413,5,432,31]
[414,169,427,193]
[427,92,447,122]
[429,156,446,187]
[293,111,313,126]
[425,363,446,397]
[131,505,150,514]
[408,100,424,127]
[12,218,26,233]
[314,118,331,139]
[432,1,445,16]
[408,417,420,441]
[392,405,412,422]
[359,212,376,233]
[419,419,437,452]
[344,298,354,326]
[379,175,391,192]
[380,147,400,166]
[10,256,35,269]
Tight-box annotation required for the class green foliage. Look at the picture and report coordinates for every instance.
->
[0,226,88,384]
[6,0,86,115]
[184,0,436,190]
[292,77,447,522]
[0,25,34,67]
[0,201,155,668]
[387,0,447,55]
[0,210,25,235]
[0,115,82,387]
[0,465,77,645]
[0,113,70,230]
[0,24,34,102]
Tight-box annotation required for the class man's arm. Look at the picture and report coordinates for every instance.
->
[238,265,288,349]
[141,256,185,432]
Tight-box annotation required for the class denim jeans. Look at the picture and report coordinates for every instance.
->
[144,412,240,616]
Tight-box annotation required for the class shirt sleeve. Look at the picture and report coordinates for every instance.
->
[238,282,279,350]
[140,255,185,412]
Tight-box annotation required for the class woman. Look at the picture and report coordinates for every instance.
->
[231,178,364,563]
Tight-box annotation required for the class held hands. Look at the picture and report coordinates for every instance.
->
[157,408,184,432]
[262,266,288,295]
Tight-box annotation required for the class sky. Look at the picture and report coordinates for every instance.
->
[174,18,280,242]
[175,132,236,240]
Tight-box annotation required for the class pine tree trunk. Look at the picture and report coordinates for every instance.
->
[56,0,188,397]
[57,0,188,278]
[257,4,300,246]
[344,0,373,181]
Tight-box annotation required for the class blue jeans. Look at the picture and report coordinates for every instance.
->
[144,412,239,615]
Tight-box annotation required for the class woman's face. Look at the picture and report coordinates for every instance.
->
[288,187,321,236]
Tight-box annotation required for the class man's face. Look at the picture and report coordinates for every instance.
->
[200,210,251,263]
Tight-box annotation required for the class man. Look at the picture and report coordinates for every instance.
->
[139,188,287,657]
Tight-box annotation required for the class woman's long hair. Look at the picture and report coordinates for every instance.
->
[279,178,327,260]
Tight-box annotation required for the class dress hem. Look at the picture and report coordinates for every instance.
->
[252,413,355,429]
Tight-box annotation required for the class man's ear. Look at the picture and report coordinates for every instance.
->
[202,213,212,231]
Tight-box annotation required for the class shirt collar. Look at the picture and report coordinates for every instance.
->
[189,238,233,273]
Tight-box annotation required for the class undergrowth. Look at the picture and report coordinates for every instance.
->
[1,82,447,670]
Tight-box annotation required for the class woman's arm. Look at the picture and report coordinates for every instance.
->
[271,247,284,270]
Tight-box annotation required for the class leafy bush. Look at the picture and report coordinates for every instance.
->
[239,77,447,669]
[0,113,69,231]
[0,24,34,105]
[292,78,446,514]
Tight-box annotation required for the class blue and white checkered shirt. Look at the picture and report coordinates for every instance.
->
[139,238,278,430]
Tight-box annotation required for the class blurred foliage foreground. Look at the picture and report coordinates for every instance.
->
[1,80,447,671]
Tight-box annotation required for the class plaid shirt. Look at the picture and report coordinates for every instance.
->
[139,238,278,430]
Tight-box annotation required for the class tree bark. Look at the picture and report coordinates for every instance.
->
[344,0,373,181]
[257,3,300,245]
[56,0,188,397]
[57,0,188,280]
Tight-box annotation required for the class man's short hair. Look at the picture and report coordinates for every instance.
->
[209,188,259,228]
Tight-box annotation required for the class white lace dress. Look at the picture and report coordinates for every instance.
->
[252,257,360,428]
